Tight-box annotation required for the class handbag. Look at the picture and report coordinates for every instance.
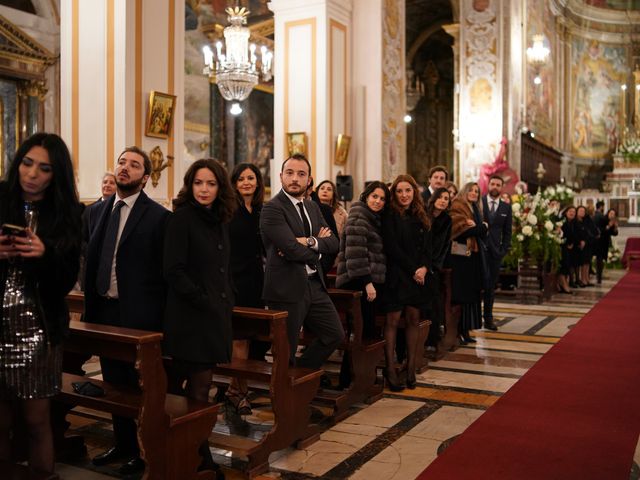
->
[451,241,470,256]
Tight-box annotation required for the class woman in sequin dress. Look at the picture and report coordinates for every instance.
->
[0,133,82,476]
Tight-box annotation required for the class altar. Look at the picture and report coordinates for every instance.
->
[601,154,640,224]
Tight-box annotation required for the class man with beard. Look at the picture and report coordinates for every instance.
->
[84,146,170,475]
[481,175,512,331]
[260,154,343,378]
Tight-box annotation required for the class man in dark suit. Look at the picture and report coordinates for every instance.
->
[482,175,512,331]
[84,146,170,475]
[421,165,448,205]
[260,154,344,374]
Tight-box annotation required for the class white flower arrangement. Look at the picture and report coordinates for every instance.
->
[544,220,554,232]
[527,214,538,225]
[522,225,533,236]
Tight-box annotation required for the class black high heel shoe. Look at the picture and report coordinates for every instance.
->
[458,335,468,346]
[384,369,405,392]
[464,334,477,343]
[406,371,417,390]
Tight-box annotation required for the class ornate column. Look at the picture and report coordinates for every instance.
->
[269,0,352,193]
[458,0,503,183]
[443,23,460,182]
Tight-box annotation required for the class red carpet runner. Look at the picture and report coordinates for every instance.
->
[418,270,640,480]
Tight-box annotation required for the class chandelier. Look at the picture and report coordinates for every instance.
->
[202,6,273,106]
[526,35,550,85]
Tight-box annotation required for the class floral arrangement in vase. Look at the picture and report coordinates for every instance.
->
[503,186,564,271]
[620,137,640,163]
[540,184,575,206]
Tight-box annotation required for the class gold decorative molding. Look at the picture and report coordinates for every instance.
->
[17,79,48,100]
[0,14,56,80]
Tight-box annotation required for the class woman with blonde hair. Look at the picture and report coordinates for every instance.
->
[382,174,432,390]
[448,182,487,344]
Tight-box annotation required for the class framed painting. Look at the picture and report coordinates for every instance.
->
[286,132,307,157]
[334,134,351,166]
[146,91,177,139]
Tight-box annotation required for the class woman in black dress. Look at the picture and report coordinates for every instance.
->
[448,182,487,344]
[383,175,432,391]
[0,133,82,476]
[558,206,576,293]
[574,206,590,287]
[595,208,618,284]
[226,162,265,415]
[163,158,236,472]
[425,187,452,347]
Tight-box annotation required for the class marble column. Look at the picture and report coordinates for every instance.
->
[443,23,460,182]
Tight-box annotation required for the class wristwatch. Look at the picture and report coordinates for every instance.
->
[306,237,317,247]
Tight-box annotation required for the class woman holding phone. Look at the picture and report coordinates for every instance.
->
[0,133,82,476]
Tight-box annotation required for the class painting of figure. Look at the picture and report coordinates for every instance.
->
[570,37,627,158]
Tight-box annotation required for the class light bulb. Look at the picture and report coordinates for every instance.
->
[534,75,542,85]
[404,114,412,123]
[230,102,243,115]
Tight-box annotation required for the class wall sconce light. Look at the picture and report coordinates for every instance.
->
[149,146,173,188]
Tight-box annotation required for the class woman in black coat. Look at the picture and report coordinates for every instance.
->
[0,133,82,476]
[558,206,576,293]
[574,206,591,287]
[425,187,452,347]
[595,208,618,284]
[448,182,488,345]
[163,158,236,472]
[226,162,265,415]
[383,175,432,391]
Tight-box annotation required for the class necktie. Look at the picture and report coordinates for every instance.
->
[297,202,311,237]
[96,200,125,295]
[490,200,497,214]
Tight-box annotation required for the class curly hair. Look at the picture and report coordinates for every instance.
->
[230,162,265,208]
[173,158,236,222]
[389,174,430,228]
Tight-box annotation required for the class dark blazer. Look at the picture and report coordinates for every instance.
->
[260,190,339,303]
[163,202,233,364]
[0,183,82,345]
[84,191,170,331]
[421,187,432,207]
[482,195,512,258]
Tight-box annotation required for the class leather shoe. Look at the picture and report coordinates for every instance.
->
[92,447,129,466]
[484,320,498,331]
[118,457,145,475]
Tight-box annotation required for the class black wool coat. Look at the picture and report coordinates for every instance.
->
[163,202,233,364]
[229,202,264,308]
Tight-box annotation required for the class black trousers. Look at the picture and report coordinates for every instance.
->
[268,275,344,370]
[482,255,503,322]
[92,297,139,457]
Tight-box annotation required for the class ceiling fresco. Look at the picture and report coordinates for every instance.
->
[584,0,640,10]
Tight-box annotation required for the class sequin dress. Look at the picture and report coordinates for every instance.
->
[0,260,63,399]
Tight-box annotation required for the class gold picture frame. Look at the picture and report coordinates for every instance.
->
[334,134,351,166]
[286,132,308,157]
[145,91,177,139]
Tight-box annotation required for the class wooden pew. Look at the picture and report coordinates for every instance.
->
[209,307,323,478]
[309,289,384,421]
[58,294,218,480]
[0,461,58,480]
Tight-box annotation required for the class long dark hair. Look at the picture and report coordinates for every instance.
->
[359,181,390,206]
[230,162,265,208]
[389,174,430,228]
[316,179,339,212]
[173,159,236,222]
[3,133,81,249]
[426,187,450,219]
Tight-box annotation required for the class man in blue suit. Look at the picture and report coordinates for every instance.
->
[84,146,170,474]
[482,175,512,331]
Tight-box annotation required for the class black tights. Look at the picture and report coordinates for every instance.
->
[0,398,54,474]
[385,306,421,381]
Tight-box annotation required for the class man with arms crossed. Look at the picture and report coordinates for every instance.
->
[260,154,344,375]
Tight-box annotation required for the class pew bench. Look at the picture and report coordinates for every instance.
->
[209,307,323,478]
[59,294,219,480]
[305,289,384,421]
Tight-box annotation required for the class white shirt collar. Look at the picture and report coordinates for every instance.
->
[282,189,305,207]
[113,190,142,210]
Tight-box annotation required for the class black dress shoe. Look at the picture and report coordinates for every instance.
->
[92,447,129,466]
[118,457,145,475]
[458,335,468,346]
[484,320,498,331]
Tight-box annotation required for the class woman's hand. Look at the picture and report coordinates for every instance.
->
[466,219,476,227]
[0,234,19,260]
[365,283,376,302]
[12,229,46,258]
[413,266,427,285]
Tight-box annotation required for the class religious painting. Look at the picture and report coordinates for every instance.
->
[287,132,307,157]
[525,0,555,146]
[243,89,274,187]
[334,134,351,166]
[145,91,177,139]
[570,37,628,158]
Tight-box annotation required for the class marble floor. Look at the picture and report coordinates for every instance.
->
[54,269,637,480]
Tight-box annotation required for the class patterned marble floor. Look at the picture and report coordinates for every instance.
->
[56,269,636,480]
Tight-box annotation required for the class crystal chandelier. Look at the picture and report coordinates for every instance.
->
[526,35,550,85]
[202,6,273,105]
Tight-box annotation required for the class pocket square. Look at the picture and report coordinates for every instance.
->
[500,213,507,216]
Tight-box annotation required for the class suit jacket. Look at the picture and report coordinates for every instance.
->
[84,190,170,331]
[482,195,512,259]
[421,187,432,206]
[260,190,339,303]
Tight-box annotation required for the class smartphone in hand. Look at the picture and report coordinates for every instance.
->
[1,223,27,237]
